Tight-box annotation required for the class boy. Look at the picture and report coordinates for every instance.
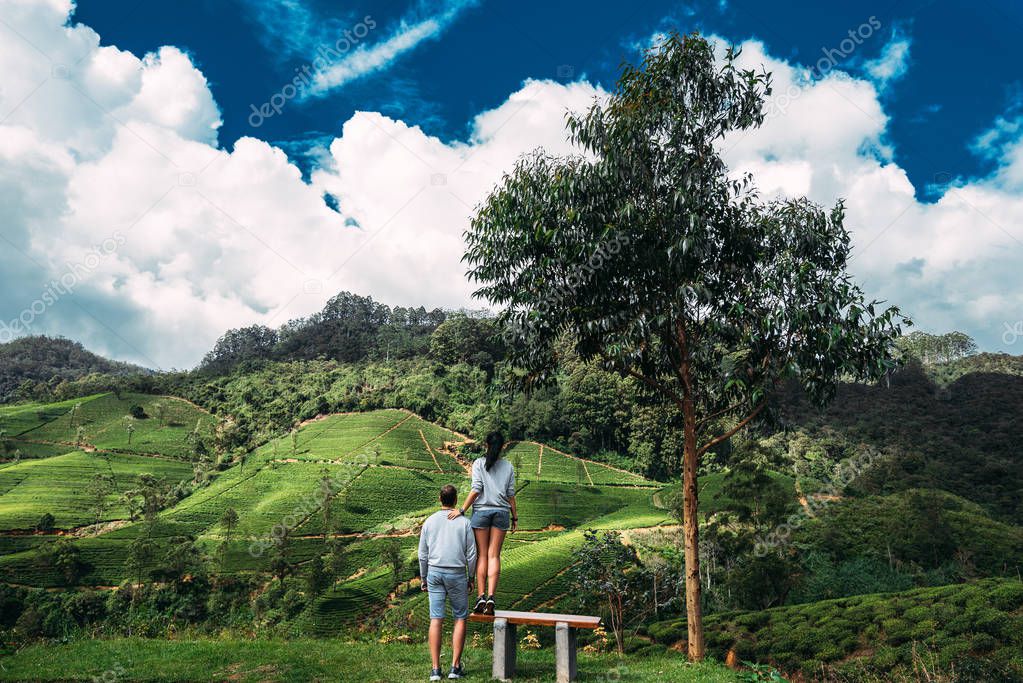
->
[419,484,477,680]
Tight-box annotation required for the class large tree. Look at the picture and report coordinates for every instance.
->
[464,33,907,659]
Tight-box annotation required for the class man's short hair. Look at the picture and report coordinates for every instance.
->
[439,484,458,507]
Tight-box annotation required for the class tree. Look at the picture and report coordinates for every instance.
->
[464,33,907,659]
[382,539,404,586]
[153,402,167,425]
[305,554,329,595]
[220,507,239,557]
[125,418,135,445]
[88,473,115,525]
[327,538,347,582]
[47,538,85,584]
[76,425,86,447]
[125,536,156,590]
[36,512,56,532]
[570,530,648,653]
[269,535,293,583]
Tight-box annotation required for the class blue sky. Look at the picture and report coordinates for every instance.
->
[71,0,1023,195]
[1,0,1022,368]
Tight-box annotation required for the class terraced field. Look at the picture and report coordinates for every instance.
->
[0,399,671,634]
[26,393,215,459]
[0,395,106,437]
[505,440,652,486]
[0,451,193,530]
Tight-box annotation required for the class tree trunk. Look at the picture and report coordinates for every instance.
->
[681,395,705,660]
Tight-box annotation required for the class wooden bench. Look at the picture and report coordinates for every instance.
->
[470,610,601,682]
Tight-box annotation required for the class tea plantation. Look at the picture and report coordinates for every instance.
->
[2,392,1021,681]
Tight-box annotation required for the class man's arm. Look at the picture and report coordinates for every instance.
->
[418,521,430,589]
[464,520,477,580]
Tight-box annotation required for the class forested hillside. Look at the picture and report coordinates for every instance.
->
[1,300,1021,680]
[0,337,144,402]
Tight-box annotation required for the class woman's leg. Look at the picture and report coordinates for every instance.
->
[473,527,489,597]
[486,528,508,597]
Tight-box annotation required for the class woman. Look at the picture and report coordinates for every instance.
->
[448,431,517,616]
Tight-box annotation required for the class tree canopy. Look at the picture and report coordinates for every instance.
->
[464,32,908,659]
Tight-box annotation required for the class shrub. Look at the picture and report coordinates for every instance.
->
[35,512,55,532]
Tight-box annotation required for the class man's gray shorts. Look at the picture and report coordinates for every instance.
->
[426,568,469,619]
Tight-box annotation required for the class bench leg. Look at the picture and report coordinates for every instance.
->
[493,618,517,681]
[555,622,577,683]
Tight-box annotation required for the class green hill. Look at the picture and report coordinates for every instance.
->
[0,404,672,632]
[0,336,146,402]
[2,387,1021,682]
[648,578,1023,681]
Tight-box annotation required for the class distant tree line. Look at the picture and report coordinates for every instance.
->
[198,292,495,374]
[0,336,145,402]
[898,330,977,365]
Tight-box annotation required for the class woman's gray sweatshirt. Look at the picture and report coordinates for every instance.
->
[470,457,516,511]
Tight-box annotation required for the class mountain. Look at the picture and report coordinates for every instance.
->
[0,336,146,401]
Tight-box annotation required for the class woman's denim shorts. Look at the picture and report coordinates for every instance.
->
[470,508,511,531]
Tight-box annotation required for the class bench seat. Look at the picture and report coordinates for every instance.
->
[469,610,601,682]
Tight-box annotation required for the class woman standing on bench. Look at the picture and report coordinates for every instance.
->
[448,431,517,616]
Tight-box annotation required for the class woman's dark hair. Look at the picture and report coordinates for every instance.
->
[483,431,505,471]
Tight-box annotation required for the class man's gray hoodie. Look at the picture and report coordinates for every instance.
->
[418,509,477,582]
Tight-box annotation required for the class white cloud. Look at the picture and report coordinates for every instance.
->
[719,37,1023,352]
[864,32,911,89]
[1,3,1021,369]
[307,0,477,97]
[0,0,599,368]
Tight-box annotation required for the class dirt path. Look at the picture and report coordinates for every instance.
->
[418,429,442,472]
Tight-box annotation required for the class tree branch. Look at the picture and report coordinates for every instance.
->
[599,352,685,410]
[696,399,748,428]
[697,401,765,456]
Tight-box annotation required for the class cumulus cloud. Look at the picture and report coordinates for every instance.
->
[0,0,600,368]
[719,37,1023,353]
[1,2,1021,369]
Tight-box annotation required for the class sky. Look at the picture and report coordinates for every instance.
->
[1,0,1022,369]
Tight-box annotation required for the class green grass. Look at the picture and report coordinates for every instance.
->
[505,441,651,487]
[648,577,1023,680]
[0,406,670,626]
[28,393,214,459]
[0,638,738,682]
[0,451,192,530]
[0,395,105,437]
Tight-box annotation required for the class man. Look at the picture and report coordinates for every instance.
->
[419,484,477,680]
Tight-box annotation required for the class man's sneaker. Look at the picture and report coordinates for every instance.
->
[430,668,442,681]
[483,595,496,616]
[472,595,487,614]
[448,664,465,679]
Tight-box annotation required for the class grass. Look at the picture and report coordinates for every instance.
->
[27,393,214,459]
[0,395,105,438]
[0,403,671,626]
[0,638,739,682]
[648,577,1023,680]
[506,441,652,487]
[0,451,193,530]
